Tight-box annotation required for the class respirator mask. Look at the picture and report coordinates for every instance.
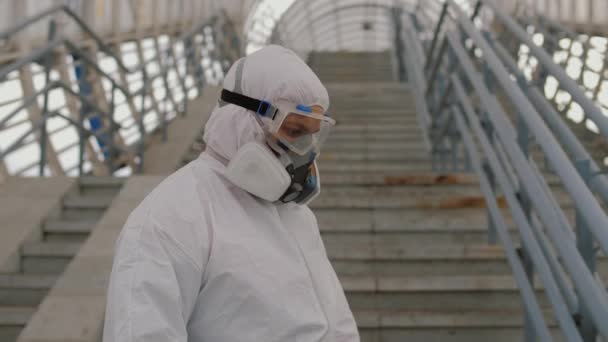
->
[220,88,335,205]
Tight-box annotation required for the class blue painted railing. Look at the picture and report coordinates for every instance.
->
[393,1,608,341]
[0,6,240,176]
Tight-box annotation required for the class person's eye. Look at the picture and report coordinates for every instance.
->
[286,128,305,137]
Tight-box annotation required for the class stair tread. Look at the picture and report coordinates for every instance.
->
[352,308,556,328]
[326,244,507,260]
[44,219,97,234]
[22,241,82,257]
[63,195,114,209]
[0,273,57,289]
[0,307,35,325]
[78,176,124,188]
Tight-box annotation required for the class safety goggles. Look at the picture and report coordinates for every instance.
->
[221,89,336,155]
[265,101,335,155]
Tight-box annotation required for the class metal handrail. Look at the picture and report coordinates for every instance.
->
[0,5,130,73]
[0,6,241,177]
[394,1,608,341]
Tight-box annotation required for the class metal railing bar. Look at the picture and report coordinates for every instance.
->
[63,163,83,175]
[0,5,63,41]
[0,117,30,131]
[55,140,80,155]
[517,17,562,49]
[425,2,449,71]
[529,212,580,313]
[536,14,606,57]
[452,77,583,341]
[0,96,25,108]
[0,5,130,73]
[493,39,608,206]
[401,16,431,149]
[56,82,116,122]
[447,30,608,338]
[452,103,554,341]
[0,38,63,82]
[0,82,55,131]
[48,120,75,136]
[13,159,45,177]
[0,7,239,177]
[62,39,130,95]
[448,5,608,257]
[478,0,608,140]
[0,122,39,159]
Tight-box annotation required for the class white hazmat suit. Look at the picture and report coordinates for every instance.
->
[103,45,360,342]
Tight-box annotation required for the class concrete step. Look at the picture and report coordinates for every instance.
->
[319,76,396,83]
[328,132,424,143]
[61,195,113,220]
[325,82,411,91]
[322,142,427,152]
[354,309,560,342]
[43,219,96,235]
[329,244,511,276]
[322,230,517,254]
[327,131,424,140]
[330,100,415,108]
[311,186,575,209]
[319,172,564,187]
[318,72,395,77]
[330,96,414,104]
[341,274,573,311]
[0,307,34,342]
[78,176,123,189]
[331,112,418,121]
[319,151,429,162]
[319,173,477,186]
[0,274,56,306]
[315,161,432,174]
[21,241,81,274]
[63,195,114,209]
[78,176,124,197]
[332,256,514,277]
[332,123,422,133]
[333,117,419,125]
[313,207,576,233]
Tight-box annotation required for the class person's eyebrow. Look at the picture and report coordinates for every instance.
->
[286,122,318,133]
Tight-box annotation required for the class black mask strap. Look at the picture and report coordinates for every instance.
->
[220,89,276,118]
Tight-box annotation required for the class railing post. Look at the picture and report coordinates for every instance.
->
[517,111,536,342]
[425,2,448,72]
[161,51,170,142]
[449,122,460,171]
[574,159,598,342]
[184,37,195,98]
[137,74,147,174]
[168,43,189,116]
[39,19,57,177]
[391,6,407,82]
[77,104,85,177]
[106,84,116,175]
[188,29,206,95]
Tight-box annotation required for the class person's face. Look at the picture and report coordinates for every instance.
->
[277,105,324,143]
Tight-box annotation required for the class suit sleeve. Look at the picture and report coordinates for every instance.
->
[103,219,203,342]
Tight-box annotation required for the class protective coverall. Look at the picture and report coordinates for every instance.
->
[102,45,360,342]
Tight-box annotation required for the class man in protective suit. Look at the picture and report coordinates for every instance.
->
[103,45,360,342]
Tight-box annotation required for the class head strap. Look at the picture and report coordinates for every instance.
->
[220,89,276,117]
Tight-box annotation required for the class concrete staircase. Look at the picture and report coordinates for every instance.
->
[0,177,122,341]
[173,51,607,340]
[309,52,577,341]
[309,51,397,84]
